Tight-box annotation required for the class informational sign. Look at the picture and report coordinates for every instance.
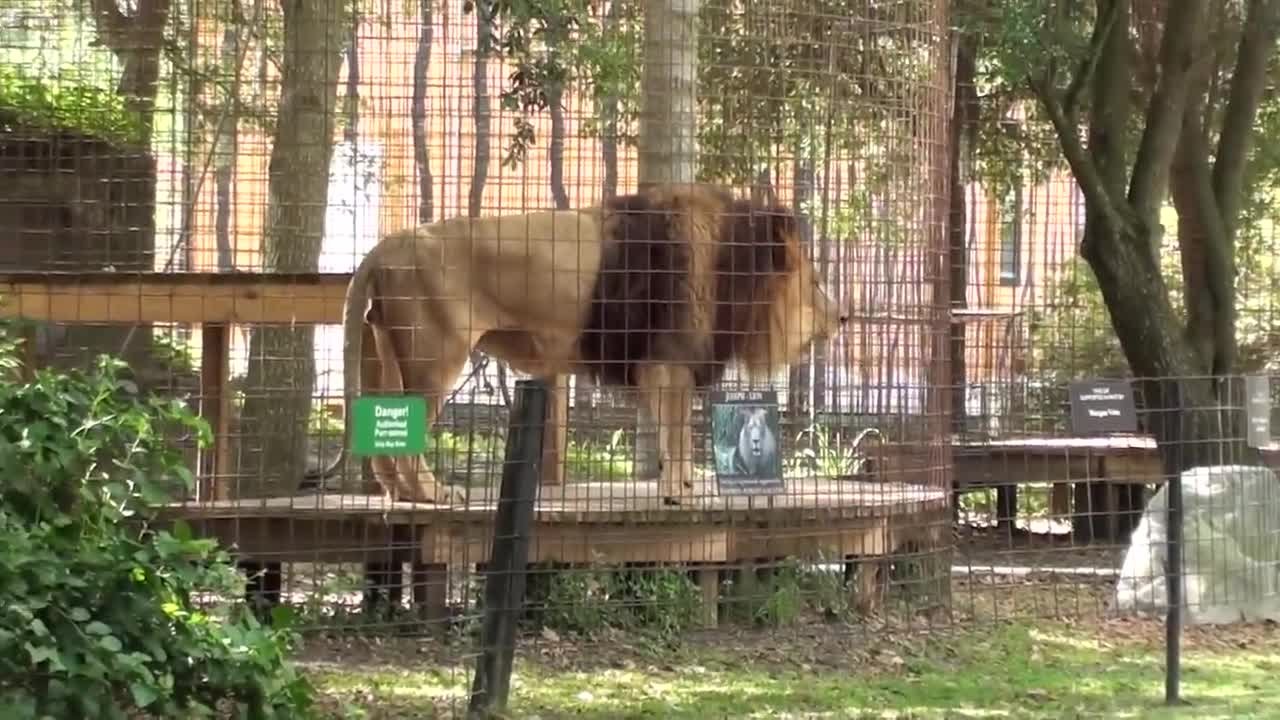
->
[351,396,428,456]
[1245,375,1272,449]
[708,390,785,495]
[1068,380,1138,435]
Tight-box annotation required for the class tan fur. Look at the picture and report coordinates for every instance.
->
[333,184,846,504]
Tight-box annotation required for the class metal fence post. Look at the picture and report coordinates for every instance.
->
[468,379,548,718]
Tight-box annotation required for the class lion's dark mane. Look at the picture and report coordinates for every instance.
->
[577,185,802,388]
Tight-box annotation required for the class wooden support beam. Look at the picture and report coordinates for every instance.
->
[199,324,233,501]
[0,272,350,325]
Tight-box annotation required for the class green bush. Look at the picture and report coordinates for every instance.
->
[0,326,313,719]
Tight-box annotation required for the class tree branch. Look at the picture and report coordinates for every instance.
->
[86,0,130,53]
[1063,0,1122,117]
[1172,80,1232,375]
[1088,0,1133,204]
[1031,78,1123,230]
[1211,0,1280,238]
[1127,0,1211,225]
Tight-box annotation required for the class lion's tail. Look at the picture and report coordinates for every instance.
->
[301,250,375,488]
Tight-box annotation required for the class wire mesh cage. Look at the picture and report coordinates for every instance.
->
[4,0,1280,715]
[1,0,952,662]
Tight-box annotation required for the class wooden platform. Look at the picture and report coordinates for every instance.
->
[158,478,949,625]
[160,478,947,564]
[953,435,1280,542]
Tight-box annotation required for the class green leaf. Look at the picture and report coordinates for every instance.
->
[98,635,123,653]
[24,644,57,666]
[69,607,91,622]
[84,621,112,636]
[128,682,159,708]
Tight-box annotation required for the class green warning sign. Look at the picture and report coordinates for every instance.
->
[351,396,428,456]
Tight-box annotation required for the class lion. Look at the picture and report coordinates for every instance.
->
[307,183,847,505]
[735,407,779,478]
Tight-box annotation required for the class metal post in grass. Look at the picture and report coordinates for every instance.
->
[1165,462,1184,705]
[468,379,547,719]
[1163,378,1186,707]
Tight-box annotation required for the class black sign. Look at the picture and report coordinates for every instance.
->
[708,390,785,495]
[1245,375,1272,449]
[1068,380,1138,435]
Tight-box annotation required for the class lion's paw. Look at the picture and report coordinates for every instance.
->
[433,485,467,507]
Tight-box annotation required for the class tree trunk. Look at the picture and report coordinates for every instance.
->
[1031,0,1271,474]
[89,0,170,144]
[214,21,241,273]
[469,3,493,218]
[633,0,699,480]
[948,33,977,435]
[468,1,503,402]
[412,0,435,224]
[636,0,699,187]
[600,0,622,201]
[1079,194,1253,469]
[236,0,344,498]
[547,63,568,208]
[343,12,361,144]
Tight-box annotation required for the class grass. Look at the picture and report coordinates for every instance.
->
[301,617,1278,719]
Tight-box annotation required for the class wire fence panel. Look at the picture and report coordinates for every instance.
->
[3,0,1280,715]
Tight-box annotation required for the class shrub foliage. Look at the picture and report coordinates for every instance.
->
[0,325,313,719]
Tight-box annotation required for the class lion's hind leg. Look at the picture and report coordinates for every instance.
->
[366,315,471,506]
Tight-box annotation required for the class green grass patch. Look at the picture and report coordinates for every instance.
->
[302,618,1278,719]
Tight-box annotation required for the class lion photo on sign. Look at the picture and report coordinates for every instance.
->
[314,183,847,505]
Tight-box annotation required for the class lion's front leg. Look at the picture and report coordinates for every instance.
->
[635,365,695,506]
[367,453,462,505]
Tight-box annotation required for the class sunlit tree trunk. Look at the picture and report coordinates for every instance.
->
[412,0,435,224]
[236,0,344,498]
[633,0,699,480]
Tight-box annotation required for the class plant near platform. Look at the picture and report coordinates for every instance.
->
[0,328,314,719]
[528,566,702,641]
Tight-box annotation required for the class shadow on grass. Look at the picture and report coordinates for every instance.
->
[304,620,1278,719]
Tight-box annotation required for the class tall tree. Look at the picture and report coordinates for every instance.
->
[412,0,435,223]
[214,0,247,273]
[1018,0,1280,470]
[632,0,699,480]
[469,1,494,219]
[599,0,624,200]
[342,7,361,144]
[236,0,345,498]
[636,0,698,188]
[468,0,509,405]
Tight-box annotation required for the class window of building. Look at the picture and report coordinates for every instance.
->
[997,178,1022,287]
